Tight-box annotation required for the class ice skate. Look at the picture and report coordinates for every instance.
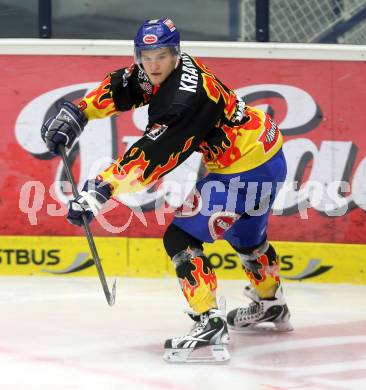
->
[163,299,230,363]
[227,285,293,332]
[243,284,260,302]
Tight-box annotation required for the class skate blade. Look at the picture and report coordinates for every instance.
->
[275,320,294,332]
[229,320,294,333]
[163,345,230,364]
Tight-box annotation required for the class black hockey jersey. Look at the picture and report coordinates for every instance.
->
[79,53,282,195]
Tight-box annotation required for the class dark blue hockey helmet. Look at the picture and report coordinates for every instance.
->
[134,18,181,65]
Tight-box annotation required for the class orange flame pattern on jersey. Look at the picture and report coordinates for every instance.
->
[147,153,180,183]
[201,73,236,120]
[98,137,195,195]
[193,57,214,77]
[180,256,217,313]
[193,57,237,120]
[182,136,194,153]
[97,150,150,193]
[145,137,195,184]
[241,106,263,131]
[118,150,150,184]
[200,125,241,169]
[80,75,116,118]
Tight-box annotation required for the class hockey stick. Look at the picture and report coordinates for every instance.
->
[59,144,117,306]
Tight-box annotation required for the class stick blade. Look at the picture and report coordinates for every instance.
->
[108,279,117,306]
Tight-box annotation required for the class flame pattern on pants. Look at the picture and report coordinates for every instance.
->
[176,255,217,314]
[241,244,280,299]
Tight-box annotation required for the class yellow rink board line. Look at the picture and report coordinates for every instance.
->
[0,236,365,284]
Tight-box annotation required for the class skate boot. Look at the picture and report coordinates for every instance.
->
[163,303,230,363]
[243,284,259,302]
[227,285,293,332]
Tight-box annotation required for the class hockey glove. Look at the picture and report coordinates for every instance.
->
[67,179,112,227]
[41,101,88,155]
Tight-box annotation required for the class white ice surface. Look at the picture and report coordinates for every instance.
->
[0,277,365,390]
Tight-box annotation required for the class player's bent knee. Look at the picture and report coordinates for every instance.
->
[163,223,203,258]
[232,240,276,267]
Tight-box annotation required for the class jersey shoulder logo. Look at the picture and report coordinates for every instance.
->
[146,123,168,140]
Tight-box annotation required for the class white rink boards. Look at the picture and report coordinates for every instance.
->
[0,277,365,390]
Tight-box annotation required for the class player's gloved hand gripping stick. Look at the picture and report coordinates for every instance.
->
[59,144,117,306]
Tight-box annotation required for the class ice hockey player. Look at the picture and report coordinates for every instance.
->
[41,18,293,363]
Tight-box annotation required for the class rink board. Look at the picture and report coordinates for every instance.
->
[0,236,365,284]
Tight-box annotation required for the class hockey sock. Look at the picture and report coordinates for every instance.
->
[172,248,217,314]
[238,242,280,299]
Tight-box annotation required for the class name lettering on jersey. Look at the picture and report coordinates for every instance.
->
[179,55,198,93]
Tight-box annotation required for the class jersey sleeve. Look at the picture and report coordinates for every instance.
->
[78,65,150,120]
[96,98,224,195]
